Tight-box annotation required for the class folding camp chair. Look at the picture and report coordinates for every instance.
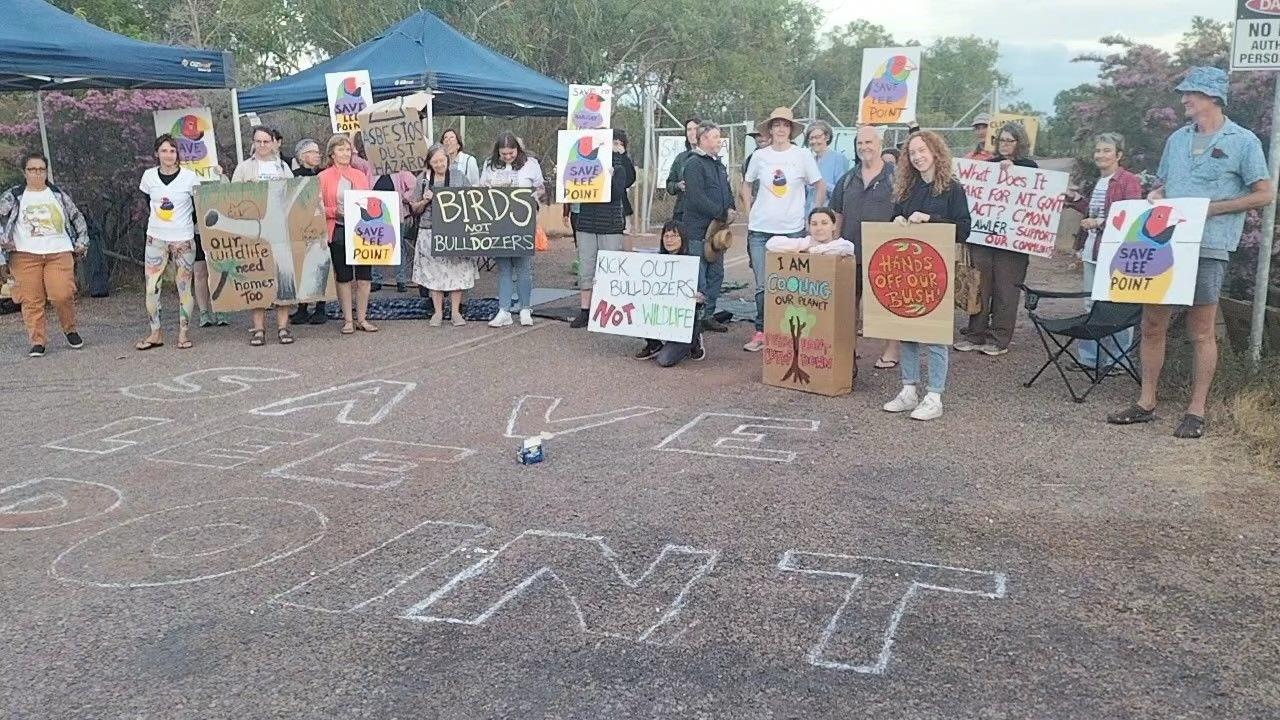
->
[1019,285,1142,403]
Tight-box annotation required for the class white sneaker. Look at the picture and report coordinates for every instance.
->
[518,309,534,326]
[953,339,979,352]
[882,386,920,413]
[910,392,944,421]
[980,344,1008,356]
[488,310,513,327]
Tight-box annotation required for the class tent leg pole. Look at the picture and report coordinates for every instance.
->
[36,91,52,182]
[425,93,435,145]
[459,115,465,142]
[231,89,244,164]
[642,89,654,235]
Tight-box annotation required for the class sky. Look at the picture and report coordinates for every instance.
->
[816,0,1233,114]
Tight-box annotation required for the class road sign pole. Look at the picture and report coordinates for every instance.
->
[1249,76,1279,367]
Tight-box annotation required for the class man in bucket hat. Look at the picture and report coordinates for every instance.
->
[740,107,825,350]
[1107,66,1273,439]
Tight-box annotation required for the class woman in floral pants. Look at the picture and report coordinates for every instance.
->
[137,135,202,350]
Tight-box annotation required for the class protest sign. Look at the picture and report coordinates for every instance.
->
[858,47,921,125]
[344,190,402,266]
[657,135,730,185]
[153,107,220,182]
[1091,198,1208,306]
[357,92,431,175]
[325,70,373,133]
[568,84,613,130]
[860,223,956,345]
[588,250,699,343]
[763,252,857,397]
[830,126,859,166]
[556,130,614,204]
[196,178,335,312]
[429,187,537,257]
[953,158,1068,258]
[987,113,1040,156]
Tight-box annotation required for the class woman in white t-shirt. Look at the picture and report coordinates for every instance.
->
[480,133,545,327]
[441,128,480,185]
[231,126,297,345]
[137,135,202,350]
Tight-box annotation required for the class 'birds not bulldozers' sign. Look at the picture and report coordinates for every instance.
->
[858,47,921,125]
[762,252,857,397]
[1090,198,1208,306]
[196,178,336,311]
[860,222,957,345]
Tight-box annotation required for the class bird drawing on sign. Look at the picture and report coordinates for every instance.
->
[354,196,395,247]
[1108,205,1185,303]
[572,90,606,129]
[564,136,605,195]
[170,114,210,164]
[860,54,917,123]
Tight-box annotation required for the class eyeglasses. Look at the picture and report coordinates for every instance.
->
[24,167,47,173]
[999,137,1016,143]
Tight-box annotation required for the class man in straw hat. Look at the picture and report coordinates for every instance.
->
[741,106,825,351]
[1106,66,1272,440]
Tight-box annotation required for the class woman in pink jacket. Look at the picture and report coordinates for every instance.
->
[319,134,376,334]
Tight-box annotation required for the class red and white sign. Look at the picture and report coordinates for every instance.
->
[1235,0,1280,70]
[953,158,1068,258]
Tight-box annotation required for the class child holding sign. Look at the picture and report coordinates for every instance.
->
[635,222,705,366]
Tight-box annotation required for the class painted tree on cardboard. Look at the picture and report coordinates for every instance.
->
[780,305,816,385]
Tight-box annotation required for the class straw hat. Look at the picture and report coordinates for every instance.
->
[757,107,805,136]
[704,218,734,262]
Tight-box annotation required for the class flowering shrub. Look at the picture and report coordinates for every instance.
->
[0,89,204,262]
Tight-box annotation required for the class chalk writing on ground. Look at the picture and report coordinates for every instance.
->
[266,438,475,489]
[50,497,327,588]
[653,413,821,463]
[0,478,123,532]
[120,367,299,402]
[44,417,174,455]
[250,379,416,426]
[504,395,663,440]
[147,427,319,470]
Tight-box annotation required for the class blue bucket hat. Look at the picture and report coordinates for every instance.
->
[1174,66,1229,106]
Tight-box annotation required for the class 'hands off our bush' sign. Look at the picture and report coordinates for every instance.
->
[429,188,537,257]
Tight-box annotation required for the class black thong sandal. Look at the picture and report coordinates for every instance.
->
[874,357,899,369]
[1173,414,1206,439]
[249,329,266,347]
[1106,403,1156,425]
[135,339,164,351]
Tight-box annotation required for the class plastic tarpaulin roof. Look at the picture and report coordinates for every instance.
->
[237,10,566,117]
[0,0,234,91]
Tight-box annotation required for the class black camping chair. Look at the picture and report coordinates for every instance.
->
[1019,284,1142,403]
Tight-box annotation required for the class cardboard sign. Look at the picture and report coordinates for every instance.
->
[196,178,335,311]
[762,252,857,397]
[1090,198,1208,306]
[325,70,373,133]
[153,107,220,182]
[556,130,613,204]
[954,158,1068,258]
[588,250,699,343]
[656,135,729,185]
[861,223,956,345]
[858,47,921,125]
[987,113,1040,156]
[358,92,431,175]
[344,190,402,266]
[429,187,537,257]
[567,84,613,130]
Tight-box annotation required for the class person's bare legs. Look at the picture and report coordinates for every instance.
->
[275,306,291,330]
[431,289,444,319]
[250,308,265,332]
[880,339,901,364]
[1183,303,1218,418]
[449,290,463,318]
[1137,305,1174,410]
[193,260,212,316]
[355,279,376,329]
[336,281,354,329]
[579,288,591,312]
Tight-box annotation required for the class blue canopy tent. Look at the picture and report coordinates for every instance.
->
[236,9,567,158]
[0,0,234,177]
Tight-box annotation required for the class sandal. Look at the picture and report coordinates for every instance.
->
[277,328,295,345]
[249,329,266,347]
[1106,403,1155,425]
[874,357,899,369]
[135,339,164,351]
[355,320,379,333]
[1173,414,1205,439]
[176,338,193,350]
[340,323,355,335]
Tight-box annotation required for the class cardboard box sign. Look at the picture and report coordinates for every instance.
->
[429,187,537,257]
[762,252,857,397]
[860,222,956,345]
[195,178,336,312]
[357,92,432,175]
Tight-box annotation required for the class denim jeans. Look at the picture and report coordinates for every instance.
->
[749,229,805,331]
[1079,261,1135,370]
[689,237,724,316]
[900,342,949,394]
[496,255,534,311]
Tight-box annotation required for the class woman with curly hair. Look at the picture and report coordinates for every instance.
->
[882,130,971,422]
